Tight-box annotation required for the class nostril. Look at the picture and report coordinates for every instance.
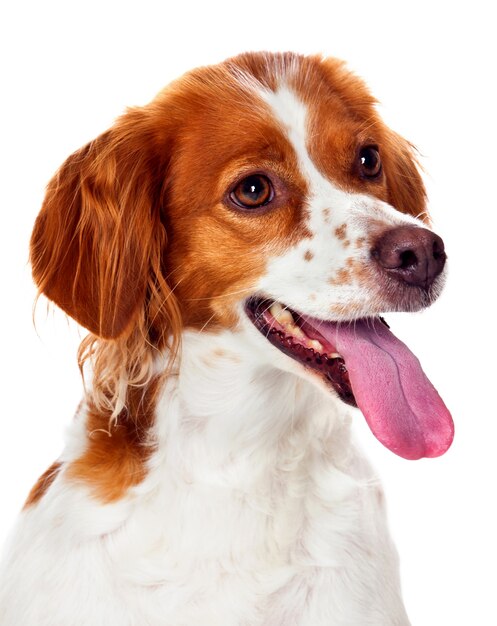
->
[399,249,418,270]
[433,238,445,261]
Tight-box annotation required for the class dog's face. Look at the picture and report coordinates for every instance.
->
[30,52,453,460]
[161,55,435,327]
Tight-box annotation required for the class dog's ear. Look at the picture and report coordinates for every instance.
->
[31,108,172,339]
[382,131,428,221]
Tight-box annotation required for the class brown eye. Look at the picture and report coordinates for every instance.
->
[358,146,382,179]
[230,175,273,209]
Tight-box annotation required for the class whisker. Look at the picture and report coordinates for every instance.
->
[198,311,219,334]
[186,286,254,302]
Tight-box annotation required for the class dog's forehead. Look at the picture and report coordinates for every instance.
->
[256,84,356,230]
[169,55,376,174]
[201,56,386,203]
[256,84,336,193]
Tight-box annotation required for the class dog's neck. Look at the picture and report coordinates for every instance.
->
[151,327,357,488]
[114,327,384,583]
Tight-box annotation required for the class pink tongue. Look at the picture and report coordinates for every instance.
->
[306,317,454,460]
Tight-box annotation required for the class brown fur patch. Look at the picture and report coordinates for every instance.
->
[214,348,240,362]
[334,224,347,240]
[24,461,62,508]
[329,256,370,288]
[328,267,352,285]
[202,348,241,366]
[329,301,365,317]
[346,257,371,286]
[213,348,227,358]
[66,378,161,502]
[304,250,314,262]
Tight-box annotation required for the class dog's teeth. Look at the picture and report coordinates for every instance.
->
[270,303,294,324]
[279,309,294,324]
[287,324,305,339]
[267,304,341,355]
[309,339,324,351]
[269,303,312,342]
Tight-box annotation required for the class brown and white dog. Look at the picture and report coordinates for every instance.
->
[0,52,453,625]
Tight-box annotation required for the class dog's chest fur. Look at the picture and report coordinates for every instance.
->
[1,331,409,626]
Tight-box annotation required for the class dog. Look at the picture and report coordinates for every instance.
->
[0,52,453,625]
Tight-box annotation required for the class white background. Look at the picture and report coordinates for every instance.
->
[1,1,496,624]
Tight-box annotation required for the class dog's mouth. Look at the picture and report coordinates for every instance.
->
[245,298,357,407]
[245,297,454,460]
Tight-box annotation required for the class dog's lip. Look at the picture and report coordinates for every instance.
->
[244,296,454,460]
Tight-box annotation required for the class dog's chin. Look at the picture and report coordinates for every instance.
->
[371,268,448,314]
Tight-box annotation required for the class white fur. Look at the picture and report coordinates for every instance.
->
[0,84,423,625]
[0,328,409,625]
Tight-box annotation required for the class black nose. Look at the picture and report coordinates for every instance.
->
[372,225,446,289]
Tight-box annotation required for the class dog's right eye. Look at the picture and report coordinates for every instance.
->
[358,146,382,179]
[230,175,274,209]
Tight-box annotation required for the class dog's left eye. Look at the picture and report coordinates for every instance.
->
[358,146,382,179]
[230,175,274,209]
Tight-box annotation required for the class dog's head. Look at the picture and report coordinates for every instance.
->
[30,52,453,459]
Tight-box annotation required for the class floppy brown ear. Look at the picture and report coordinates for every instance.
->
[31,109,169,338]
[382,131,428,220]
